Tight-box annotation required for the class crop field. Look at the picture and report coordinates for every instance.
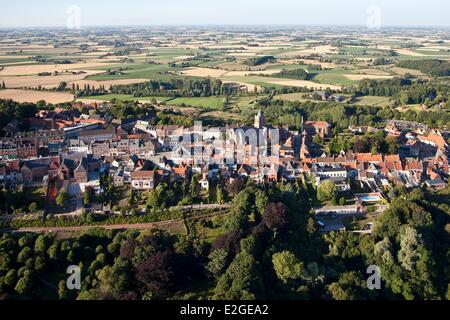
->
[0,89,74,104]
[80,94,170,103]
[0,27,448,112]
[82,94,227,110]
[168,96,227,109]
[350,96,392,107]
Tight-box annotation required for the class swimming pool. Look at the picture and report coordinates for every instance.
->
[359,196,381,202]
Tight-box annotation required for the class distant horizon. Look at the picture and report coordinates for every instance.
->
[1,24,449,31]
[1,0,449,29]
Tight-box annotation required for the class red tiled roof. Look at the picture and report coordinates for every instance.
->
[304,121,330,128]
[131,171,154,179]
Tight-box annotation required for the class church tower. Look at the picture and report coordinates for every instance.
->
[254,110,266,129]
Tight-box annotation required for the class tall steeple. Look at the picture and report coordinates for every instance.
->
[300,134,310,159]
[254,110,266,129]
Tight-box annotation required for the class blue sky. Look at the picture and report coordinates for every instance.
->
[0,0,449,28]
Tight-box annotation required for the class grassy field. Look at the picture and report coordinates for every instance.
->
[414,50,450,56]
[189,214,229,244]
[350,96,391,107]
[82,94,227,109]
[313,72,357,85]
[86,64,187,81]
[82,94,170,103]
[166,97,227,109]
[0,57,32,64]
[273,92,313,102]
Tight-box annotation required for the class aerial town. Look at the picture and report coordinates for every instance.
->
[1,107,448,222]
[0,1,449,305]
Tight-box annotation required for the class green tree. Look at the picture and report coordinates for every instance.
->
[306,217,317,237]
[47,243,60,261]
[317,180,337,203]
[272,251,304,284]
[57,81,68,91]
[4,269,17,288]
[147,187,162,210]
[216,185,225,204]
[56,191,69,208]
[397,226,422,272]
[34,235,49,254]
[83,190,93,205]
[58,280,69,300]
[17,247,32,264]
[255,190,268,216]
[28,202,38,213]
[226,190,253,232]
[190,174,200,199]
[14,271,33,295]
[207,249,229,279]
[34,256,46,272]
[327,272,369,300]
[214,250,262,300]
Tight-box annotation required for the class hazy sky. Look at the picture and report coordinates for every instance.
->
[0,0,449,28]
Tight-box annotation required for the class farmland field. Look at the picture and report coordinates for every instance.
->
[0,89,74,103]
[350,96,392,107]
[0,26,448,114]
[168,97,227,109]
[81,94,227,109]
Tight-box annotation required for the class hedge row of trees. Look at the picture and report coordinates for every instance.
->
[353,78,449,106]
[397,59,450,77]
[251,99,450,131]
[108,78,239,97]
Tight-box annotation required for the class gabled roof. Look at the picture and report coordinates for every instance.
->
[304,121,330,128]
[74,158,88,173]
[131,170,155,179]
[384,155,400,162]
[61,158,77,170]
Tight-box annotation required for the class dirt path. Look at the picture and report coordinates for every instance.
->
[4,220,181,234]
[1,210,230,234]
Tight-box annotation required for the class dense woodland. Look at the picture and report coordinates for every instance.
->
[1,183,449,300]
[397,60,450,77]
[271,68,313,80]
[244,56,276,66]
[354,78,449,106]
[250,99,450,131]
[73,78,236,98]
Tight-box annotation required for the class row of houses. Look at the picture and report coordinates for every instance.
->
[1,109,448,209]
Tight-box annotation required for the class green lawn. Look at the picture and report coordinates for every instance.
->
[263,67,358,86]
[273,93,312,102]
[86,64,187,81]
[82,94,170,103]
[414,50,450,56]
[350,96,391,107]
[313,72,357,85]
[168,96,227,109]
[81,94,227,109]
[267,63,310,71]
[0,57,32,64]
[190,214,229,244]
